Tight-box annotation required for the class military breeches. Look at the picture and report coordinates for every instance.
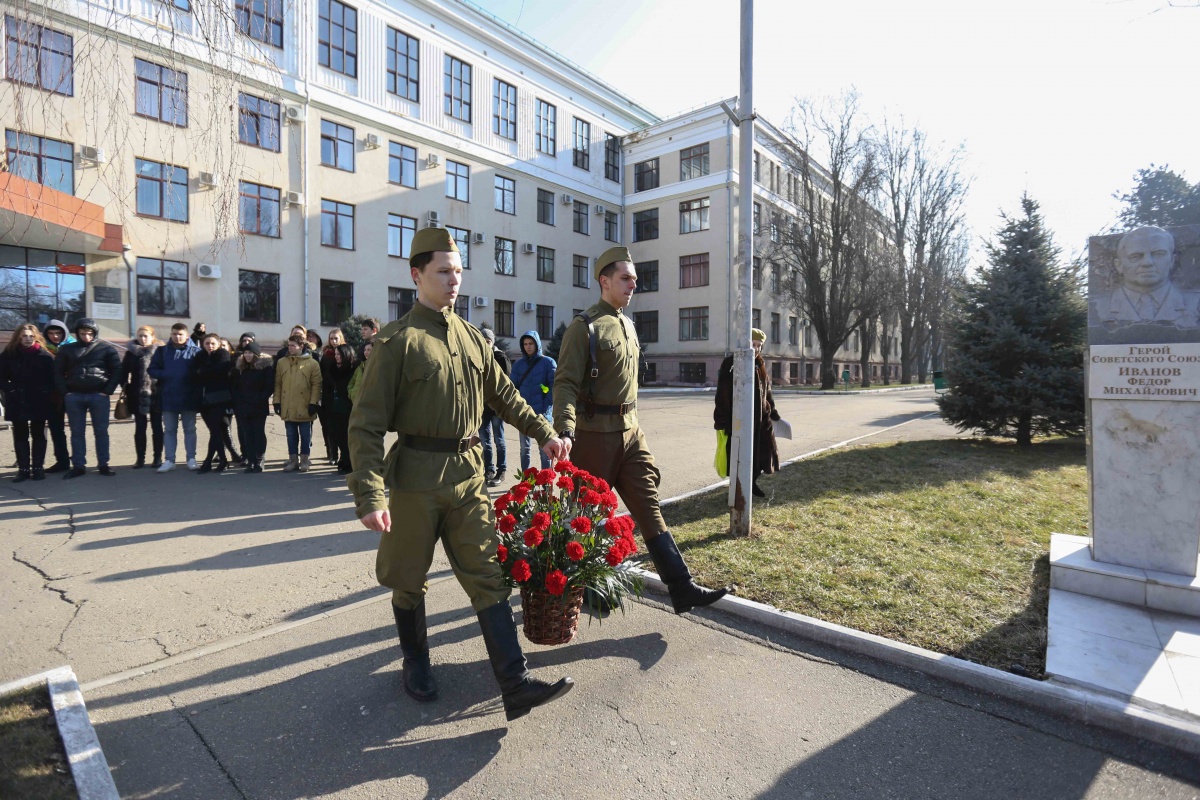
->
[572,426,667,541]
[378,474,509,612]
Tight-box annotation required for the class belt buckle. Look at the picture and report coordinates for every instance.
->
[619,402,630,415]
[458,438,470,453]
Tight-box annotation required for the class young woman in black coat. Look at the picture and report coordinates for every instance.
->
[230,342,275,473]
[324,344,357,474]
[0,324,56,481]
[192,333,236,472]
[121,325,163,468]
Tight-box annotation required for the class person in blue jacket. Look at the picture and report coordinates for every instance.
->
[508,330,556,471]
[148,322,201,472]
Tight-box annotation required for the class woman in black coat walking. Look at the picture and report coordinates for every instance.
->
[0,324,57,481]
[192,333,236,472]
[121,325,163,469]
[230,342,275,472]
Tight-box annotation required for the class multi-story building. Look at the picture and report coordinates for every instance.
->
[1,0,897,384]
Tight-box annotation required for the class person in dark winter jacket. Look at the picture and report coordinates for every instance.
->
[192,333,236,472]
[149,323,201,472]
[0,324,56,481]
[318,328,346,465]
[509,330,557,471]
[54,318,122,478]
[121,325,163,469]
[231,341,274,473]
[714,328,780,498]
[41,319,74,472]
[478,327,510,486]
[190,322,206,345]
[324,343,356,473]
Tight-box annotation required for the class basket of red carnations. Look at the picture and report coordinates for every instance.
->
[494,461,642,645]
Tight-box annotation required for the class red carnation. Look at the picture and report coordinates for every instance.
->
[497,544,508,563]
[494,494,513,514]
[497,513,517,534]
[523,467,539,479]
[556,476,575,492]
[555,461,574,474]
[570,516,592,534]
[590,476,611,493]
[536,468,556,486]
[530,511,551,531]
[523,527,544,547]
[511,559,532,582]
[606,515,634,538]
[581,489,602,507]
[545,569,568,595]
[600,491,619,510]
[511,483,532,501]
[566,541,585,561]
[605,546,624,566]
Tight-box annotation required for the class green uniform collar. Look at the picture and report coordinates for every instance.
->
[595,299,621,316]
[412,301,452,327]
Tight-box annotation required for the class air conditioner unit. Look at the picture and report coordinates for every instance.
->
[425,154,440,168]
[473,296,489,308]
[594,204,606,215]
[286,191,304,206]
[560,193,573,205]
[521,301,535,312]
[196,263,222,279]
[521,243,535,254]
[284,105,304,124]
[197,171,219,188]
[364,133,382,149]
[426,210,440,226]
[472,232,486,245]
[78,145,106,164]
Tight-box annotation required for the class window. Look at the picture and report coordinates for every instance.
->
[444,56,471,121]
[789,316,798,346]
[317,0,357,77]
[572,118,590,170]
[634,260,658,293]
[753,257,763,290]
[680,362,707,383]
[239,181,280,237]
[389,286,415,320]
[494,175,515,214]
[494,299,514,337]
[770,213,780,243]
[387,214,416,258]
[493,79,516,140]
[536,304,554,340]
[136,257,189,316]
[633,310,658,343]
[537,247,554,283]
[605,210,619,242]
[791,362,799,383]
[320,279,353,326]
[770,262,780,294]
[386,28,418,101]
[388,141,416,187]
[805,323,813,348]
[752,308,761,330]
[643,362,657,383]
[573,200,588,235]
[753,202,761,235]
[680,143,709,180]
[239,269,279,323]
[572,255,589,288]
[135,158,188,222]
[238,93,280,151]
[5,17,73,95]
[320,120,354,171]
[771,312,781,344]
[134,59,187,126]
[679,197,710,233]
[454,294,470,321]
[446,226,470,268]
[634,158,659,192]
[494,237,515,276]
[320,199,354,249]
[537,188,555,225]
[4,131,72,195]
[535,100,556,155]
[0,246,85,331]
[679,307,709,341]
[236,0,283,48]
[445,160,469,201]
[604,133,620,182]
[680,253,709,288]
[772,362,782,383]
[753,151,761,182]
[633,209,658,242]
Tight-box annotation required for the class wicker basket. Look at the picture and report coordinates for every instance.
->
[519,585,585,645]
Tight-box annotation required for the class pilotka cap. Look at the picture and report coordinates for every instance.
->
[594,246,634,279]
[409,227,460,259]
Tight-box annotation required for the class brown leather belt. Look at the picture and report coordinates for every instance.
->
[403,434,481,453]
[590,401,636,415]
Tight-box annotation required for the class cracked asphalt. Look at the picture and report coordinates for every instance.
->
[3,389,1198,798]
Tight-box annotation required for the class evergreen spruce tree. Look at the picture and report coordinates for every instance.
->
[938,195,1086,446]
[543,322,568,361]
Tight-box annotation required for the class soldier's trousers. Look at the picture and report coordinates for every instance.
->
[572,426,668,541]
[378,473,509,612]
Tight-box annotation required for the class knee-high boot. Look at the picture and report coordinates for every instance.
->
[646,531,729,614]
[476,600,574,721]
[392,600,437,701]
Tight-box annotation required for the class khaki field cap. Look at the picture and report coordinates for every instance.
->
[751,328,766,342]
[595,246,634,280]
[409,227,460,259]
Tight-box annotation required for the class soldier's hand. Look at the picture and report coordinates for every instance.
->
[360,509,391,533]
[543,437,566,464]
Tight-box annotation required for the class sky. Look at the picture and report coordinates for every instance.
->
[468,0,1197,264]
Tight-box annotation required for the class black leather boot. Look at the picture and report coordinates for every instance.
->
[646,531,728,614]
[392,601,437,701]
[477,600,574,721]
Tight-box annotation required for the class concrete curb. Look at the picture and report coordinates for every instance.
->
[640,384,934,396]
[0,665,120,800]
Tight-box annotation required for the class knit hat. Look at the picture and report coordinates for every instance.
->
[240,331,256,341]
[480,327,496,343]
[751,328,766,343]
[244,341,262,355]
[74,318,99,335]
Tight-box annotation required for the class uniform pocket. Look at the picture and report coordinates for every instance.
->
[406,359,442,382]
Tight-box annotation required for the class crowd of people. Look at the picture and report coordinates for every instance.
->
[0,316,381,481]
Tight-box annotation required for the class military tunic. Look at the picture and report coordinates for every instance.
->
[552,299,667,538]
[348,302,556,611]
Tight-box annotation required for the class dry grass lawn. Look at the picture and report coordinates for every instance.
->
[0,684,76,799]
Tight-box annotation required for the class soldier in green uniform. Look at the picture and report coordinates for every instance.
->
[348,228,574,722]
[553,246,728,614]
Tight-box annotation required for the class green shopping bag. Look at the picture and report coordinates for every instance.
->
[714,430,729,478]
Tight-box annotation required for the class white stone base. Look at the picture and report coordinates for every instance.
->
[1050,533,1200,616]
[1046,588,1200,719]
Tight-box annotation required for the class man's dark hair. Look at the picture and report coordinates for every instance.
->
[599,263,618,282]
[171,322,189,332]
[287,333,307,346]
[410,252,434,271]
[361,318,379,331]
